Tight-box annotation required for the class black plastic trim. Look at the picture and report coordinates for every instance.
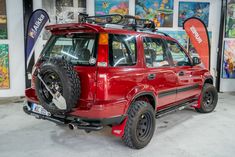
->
[204,76,214,85]
[159,84,199,98]
[79,115,126,125]
[158,89,176,98]
[177,84,199,93]
[132,92,157,110]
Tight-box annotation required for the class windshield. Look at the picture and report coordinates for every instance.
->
[42,33,97,65]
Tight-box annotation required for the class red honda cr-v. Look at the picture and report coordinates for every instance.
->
[24,14,218,149]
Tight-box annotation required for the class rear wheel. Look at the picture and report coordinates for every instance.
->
[195,83,218,113]
[122,101,155,149]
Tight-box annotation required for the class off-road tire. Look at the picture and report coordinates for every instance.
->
[122,101,155,149]
[195,83,218,113]
[35,58,80,115]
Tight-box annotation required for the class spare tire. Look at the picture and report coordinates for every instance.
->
[35,58,81,115]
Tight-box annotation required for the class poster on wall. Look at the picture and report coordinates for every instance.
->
[0,44,10,89]
[0,0,7,39]
[178,2,210,27]
[160,30,188,49]
[135,0,174,27]
[42,0,86,39]
[95,0,129,15]
[225,0,235,38]
[222,40,235,79]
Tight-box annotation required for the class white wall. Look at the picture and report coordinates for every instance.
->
[0,0,25,97]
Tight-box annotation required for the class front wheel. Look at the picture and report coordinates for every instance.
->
[122,101,156,149]
[195,83,218,113]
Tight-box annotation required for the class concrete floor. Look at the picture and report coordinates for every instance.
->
[0,93,235,157]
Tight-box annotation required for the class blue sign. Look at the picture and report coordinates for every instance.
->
[26,9,50,67]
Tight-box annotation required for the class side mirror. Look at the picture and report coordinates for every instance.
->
[192,57,201,65]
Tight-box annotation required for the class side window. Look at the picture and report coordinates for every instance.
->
[166,40,191,66]
[109,34,137,67]
[144,37,170,68]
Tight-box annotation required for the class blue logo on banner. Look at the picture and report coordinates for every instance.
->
[26,9,50,67]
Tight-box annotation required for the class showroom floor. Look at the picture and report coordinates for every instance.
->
[0,93,235,157]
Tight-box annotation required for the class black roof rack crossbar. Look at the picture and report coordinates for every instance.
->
[77,13,169,37]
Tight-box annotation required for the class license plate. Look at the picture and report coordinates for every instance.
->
[31,103,51,116]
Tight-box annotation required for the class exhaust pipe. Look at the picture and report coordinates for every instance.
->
[68,123,76,130]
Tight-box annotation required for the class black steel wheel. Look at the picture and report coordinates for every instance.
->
[195,83,218,113]
[35,58,81,115]
[136,112,153,142]
[122,101,155,149]
[39,70,63,104]
[203,91,214,108]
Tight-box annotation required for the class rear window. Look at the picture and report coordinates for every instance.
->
[109,34,137,67]
[42,33,97,65]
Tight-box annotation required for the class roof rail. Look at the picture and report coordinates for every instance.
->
[77,13,170,37]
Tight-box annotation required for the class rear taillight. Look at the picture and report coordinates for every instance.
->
[97,33,109,67]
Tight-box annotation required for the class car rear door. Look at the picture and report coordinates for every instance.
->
[142,37,178,110]
[165,40,201,102]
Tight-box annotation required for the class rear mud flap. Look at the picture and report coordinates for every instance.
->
[111,118,127,137]
[191,94,202,109]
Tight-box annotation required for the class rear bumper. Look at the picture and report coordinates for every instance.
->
[25,88,128,119]
[70,99,127,119]
[23,101,126,126]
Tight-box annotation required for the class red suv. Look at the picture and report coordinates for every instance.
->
[24,14,218,149]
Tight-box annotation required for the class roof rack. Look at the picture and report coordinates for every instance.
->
[77,13,169,37]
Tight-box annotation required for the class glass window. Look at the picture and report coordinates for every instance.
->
[43,33,97,65]
[166,40,191,66]
[109,34,137,67]
[42,0,86,40]
[144,37,170,68]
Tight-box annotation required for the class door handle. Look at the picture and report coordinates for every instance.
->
[148,74,156,80]
[178,71,185,76]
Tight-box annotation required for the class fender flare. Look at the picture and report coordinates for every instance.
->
[204,75,214,85]
[125,91,157,114]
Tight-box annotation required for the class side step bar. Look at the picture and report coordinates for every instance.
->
[156,99,197,118]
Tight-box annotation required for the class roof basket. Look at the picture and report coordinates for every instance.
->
[84,14,124,25]
[77,13,169,36]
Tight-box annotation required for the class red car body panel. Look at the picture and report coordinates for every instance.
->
[25,23,213,120]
